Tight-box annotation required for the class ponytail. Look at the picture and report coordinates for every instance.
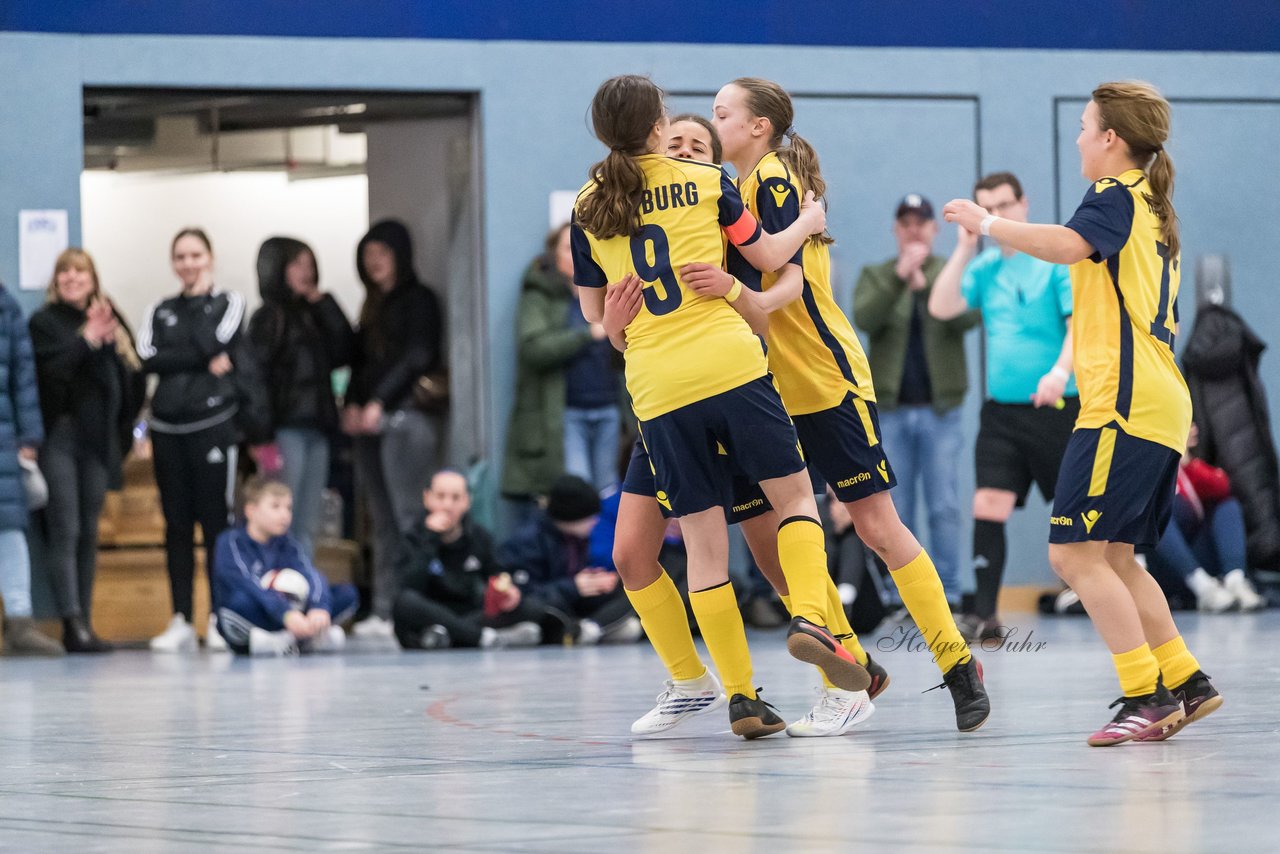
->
[577,149,648,239]
[1144,149,1179,259]
[776,132,834,246]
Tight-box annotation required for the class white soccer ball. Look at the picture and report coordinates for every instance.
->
[260,568,311,610]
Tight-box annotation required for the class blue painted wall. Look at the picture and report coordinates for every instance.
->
[2,30,1279,588]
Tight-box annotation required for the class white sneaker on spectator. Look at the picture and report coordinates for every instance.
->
[1223,569,1267,611]
[602,615,643,644]
[419,625,451,649]
[631,668,727,735]
[205,613,229,652]
[149,615,197,653]
[249,628,300,657]
[480,621,541,649]
[352,615,395,639]
[577,619,603,646]
[1189,569,1235,613]
[308,625,346,654]
[786,687,875,737]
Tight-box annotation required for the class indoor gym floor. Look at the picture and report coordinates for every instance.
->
[0,611,1275,852]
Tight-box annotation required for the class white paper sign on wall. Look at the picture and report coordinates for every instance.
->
[19,210,69,291]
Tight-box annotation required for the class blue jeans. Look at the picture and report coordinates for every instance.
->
[0,529,33,618]
[878,405,964,600]
[276,427,331,561]
[563,405,621,492]
[217,582,360,654]
[1155,496,1247,579]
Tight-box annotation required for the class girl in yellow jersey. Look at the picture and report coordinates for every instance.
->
[945,81,1219,746]
[608,115,881,738]
[573,76,870,739]
[713,78,990,732]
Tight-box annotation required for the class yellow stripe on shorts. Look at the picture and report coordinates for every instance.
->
[1088,427,1117,497]
[852,398,879,449]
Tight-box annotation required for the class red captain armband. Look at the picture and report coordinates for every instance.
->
[723,209,762,247]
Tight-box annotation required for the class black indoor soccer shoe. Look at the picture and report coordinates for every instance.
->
[728,690,786,739]
[863,653,891,700]
[927,656,990,732]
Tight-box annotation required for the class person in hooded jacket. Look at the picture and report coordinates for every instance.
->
[29,248,145,653]
[343,220,445,637]
[247,237,354,561]
[137,228,269,653]
[501,224,617,522]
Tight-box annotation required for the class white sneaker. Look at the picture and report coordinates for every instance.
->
[630,668,728,735]
[205,613,229,652]
[1223,569,1267,611]
[352,615,395,638]
[601,615,643,644]
[576,619,602,646]
[1190,570,1235,613]
[307,625,347,654]
[481,621,541,649]
[786,687,875,737]
[249,628,300,657]
[149,615,197,653]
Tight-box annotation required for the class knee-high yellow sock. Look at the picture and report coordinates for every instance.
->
[891,549,969,673]
[1151,636,1199,690]
[625,572,704,682]
[776,518,829,625]
[826,576,868,665]
[689,581,755,699]
[1114,643,1160,697]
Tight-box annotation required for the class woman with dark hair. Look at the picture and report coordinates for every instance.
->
[344,219,444,637]
[29,248,144,653]
[248,237,353,560]
[137,228,268,653]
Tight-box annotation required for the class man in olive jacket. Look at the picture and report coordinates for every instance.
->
[852,195,981,601]
[501,230,611,511]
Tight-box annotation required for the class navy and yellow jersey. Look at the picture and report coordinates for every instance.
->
[1064,169,1191,454]
[726,151,875,415]
[571,154,768,421]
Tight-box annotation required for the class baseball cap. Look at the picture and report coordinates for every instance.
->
[895,194,935,220]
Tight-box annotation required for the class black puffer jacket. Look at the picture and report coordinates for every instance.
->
[1182,304,1280,570]
[247,237,354,438]
[347,220,444,411]
[137,288,270,443]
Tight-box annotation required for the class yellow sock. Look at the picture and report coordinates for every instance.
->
[826,575,868,665]
[1113,643,1160,697]
[776,518,829,625]
[624,572,704,682]
[779,594,793,616]
[891,549,969,673]
[1151,636,1199,690]
[689,582,755,699]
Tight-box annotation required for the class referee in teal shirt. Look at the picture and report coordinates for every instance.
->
[930,172,1078,642]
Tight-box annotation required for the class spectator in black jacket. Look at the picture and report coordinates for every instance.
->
[136,228,268,653]
[501,474,641,645]
[247,237,354,560]
[392,470,546,649]
[343,220,445,638]
[29,248,144,653]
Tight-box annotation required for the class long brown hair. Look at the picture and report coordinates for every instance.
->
[47,247,140,370]
[576,75,666,239]
[731,77,833,246]
[1093,81,1179,258]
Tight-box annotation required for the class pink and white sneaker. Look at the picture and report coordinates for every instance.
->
[1087,680,1184,747]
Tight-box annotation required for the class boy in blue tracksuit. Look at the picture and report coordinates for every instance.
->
[212,477,359,655]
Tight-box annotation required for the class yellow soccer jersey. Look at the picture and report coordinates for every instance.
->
[726,152,875,415]
[1063,169,1191,453]
[571,154,768,421]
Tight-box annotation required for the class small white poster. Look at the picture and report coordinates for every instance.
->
[19,209,69,291]
[549,191,577,229]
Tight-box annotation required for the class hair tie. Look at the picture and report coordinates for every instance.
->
[784,127,797,140]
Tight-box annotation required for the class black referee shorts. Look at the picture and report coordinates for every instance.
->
[974,397,1079,505]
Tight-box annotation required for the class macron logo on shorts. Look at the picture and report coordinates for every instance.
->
[1050,515,1073,527]
[1082,510,1102,533]
[877,460,889,482]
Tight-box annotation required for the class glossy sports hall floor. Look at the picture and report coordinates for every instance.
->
[0,612,1274,852]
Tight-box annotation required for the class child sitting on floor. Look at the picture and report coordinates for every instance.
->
[212,477,359,656]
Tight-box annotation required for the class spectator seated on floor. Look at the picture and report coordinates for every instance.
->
[502,474,642,645]
[212,478,359,656]
[392,469,549,650]
[1145,425,1267,612]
